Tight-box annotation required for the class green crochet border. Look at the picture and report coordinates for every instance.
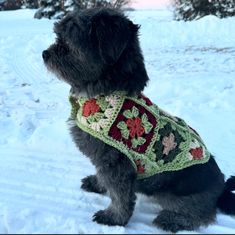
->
[71,91,210,179]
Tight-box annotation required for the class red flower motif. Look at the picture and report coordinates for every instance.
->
[190,147,203,160]
[135,160,145,174]
[126,117,145,138]
[82,99,101,117]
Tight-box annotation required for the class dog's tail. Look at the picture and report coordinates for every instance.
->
[217,176,235,215]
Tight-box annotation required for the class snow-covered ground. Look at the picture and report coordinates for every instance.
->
[0,8,235,234]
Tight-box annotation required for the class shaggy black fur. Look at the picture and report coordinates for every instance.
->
[43,8,148,98]
[43,7,235,232]
[217,176,235,215]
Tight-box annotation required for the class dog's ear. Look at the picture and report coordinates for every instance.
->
[91,11,139,65]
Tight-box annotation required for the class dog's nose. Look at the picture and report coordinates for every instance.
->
[42,50,50,61]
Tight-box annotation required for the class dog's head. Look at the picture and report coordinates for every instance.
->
[43,8,149,97]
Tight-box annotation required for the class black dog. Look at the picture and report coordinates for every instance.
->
[43,8,235,232]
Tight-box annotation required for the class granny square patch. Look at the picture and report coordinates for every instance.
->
[108,98,157,154]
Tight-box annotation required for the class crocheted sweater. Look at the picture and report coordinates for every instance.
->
[69,91,210,179]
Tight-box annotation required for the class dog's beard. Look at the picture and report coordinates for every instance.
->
[43,53,69,80]
[45,59,92,98]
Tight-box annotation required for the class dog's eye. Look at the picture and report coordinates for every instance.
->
[57,37,70,48]
[64,40,70,47]
[55,40,69,55]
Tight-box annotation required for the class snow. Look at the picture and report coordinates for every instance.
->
[0,8,235,234]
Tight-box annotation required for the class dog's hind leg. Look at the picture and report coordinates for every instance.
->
[153,191,218,232]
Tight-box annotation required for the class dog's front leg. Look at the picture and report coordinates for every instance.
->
[81,174,107,194]
[92,153,137,226]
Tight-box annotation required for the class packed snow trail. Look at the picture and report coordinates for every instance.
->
[0,9,235,234]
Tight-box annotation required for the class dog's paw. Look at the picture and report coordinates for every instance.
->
[93,209,128,226]
[153,210,195,233]
[81,175,106,194]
